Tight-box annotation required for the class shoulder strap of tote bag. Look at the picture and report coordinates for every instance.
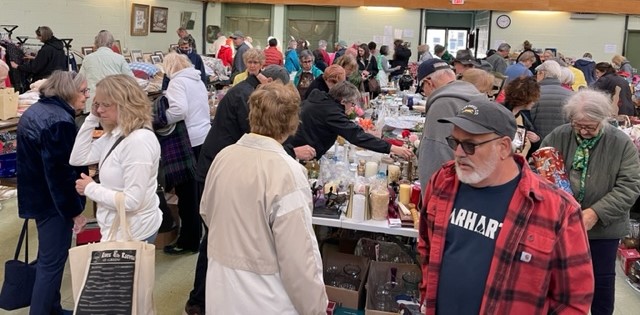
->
[107,192,134,242]
[13,220,29,262]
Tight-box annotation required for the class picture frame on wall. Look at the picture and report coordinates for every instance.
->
[180,11,195,30]
[150,6,168,33]
[131,3,150,36]
[151,55,162,64]
[112,40,122,54]
[81,47,94,56]
[154,51,165,61]
[169,44,178,52]
[124,56,132,63]
[130,49,143,63]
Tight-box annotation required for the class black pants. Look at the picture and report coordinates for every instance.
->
[187,181,207,309]
[174,145,202,251]
[589,239,619,315]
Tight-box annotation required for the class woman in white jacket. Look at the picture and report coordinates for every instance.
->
[71,74,162,242]
[162,53,211,254]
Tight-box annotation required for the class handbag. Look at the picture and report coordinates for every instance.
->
[92,136,125,183]
[69,192,156,315]
[0,220,37,310]
[367,76,381,95]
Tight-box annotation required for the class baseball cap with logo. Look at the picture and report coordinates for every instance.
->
[417,59,451,82]
[230,31,245,39]
[437,100,517,140]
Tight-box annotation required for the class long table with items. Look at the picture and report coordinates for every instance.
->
[312,215,418,238]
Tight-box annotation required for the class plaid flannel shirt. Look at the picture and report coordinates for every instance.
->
[152,96,196,190]
[418,155,594,314]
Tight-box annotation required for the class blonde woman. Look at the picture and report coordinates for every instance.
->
[460,68,495,94]
[162,52,211,254]
[611,54,634,76]
[71,74,162,243]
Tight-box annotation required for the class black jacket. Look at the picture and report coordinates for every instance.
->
[17,96,85,220]
[358,55,379,78]
[303,75,329,101]
[390,45,411,77]
[18,36,67,81]
[195,75,259,182]
[593,73,636,116]
[289,89,391,159]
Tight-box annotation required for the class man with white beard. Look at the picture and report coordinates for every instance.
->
[417,100,594,314]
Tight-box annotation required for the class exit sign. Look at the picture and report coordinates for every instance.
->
[451,0,465,4]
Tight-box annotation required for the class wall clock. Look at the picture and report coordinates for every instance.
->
[496,14,511,29]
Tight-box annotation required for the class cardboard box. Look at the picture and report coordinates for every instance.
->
[0,88,18,120]
[364,261,421,315]
[323,251,370,310]
[619,248,640,276]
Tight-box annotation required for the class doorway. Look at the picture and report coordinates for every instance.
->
[425,28,469,57]
[625,30,640,73]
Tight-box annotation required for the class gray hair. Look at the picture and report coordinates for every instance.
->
[517,51,535,63]
[559,67,575,86]
[329,81,360,103]
[39,70,86,104]
[94,30,114,48]
[298,49,314,61]
[261,65,290,84]
[318,40,327,49]
[497,43,511,52]
[564,89,614,123]
[537,60,562,79]
[430,67,456,86]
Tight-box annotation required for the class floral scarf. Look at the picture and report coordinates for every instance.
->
[571,130,603,202]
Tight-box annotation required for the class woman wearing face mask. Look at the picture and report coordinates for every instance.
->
[541,89,640,315]
[162,38,208,90]
[17,71,89,314]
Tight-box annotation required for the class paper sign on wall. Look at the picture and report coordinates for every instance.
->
[493,40,506,49]
[384,26,393,37]
[604,44,617,54]
[394,29,403,39]
[383,36,392,46]
[404,29,414,38]
[373,36,383,45]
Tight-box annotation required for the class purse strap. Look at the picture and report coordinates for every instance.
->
[107,192,134,242]
[13,219,29,262]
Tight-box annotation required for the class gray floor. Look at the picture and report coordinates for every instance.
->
[1,192,640,314]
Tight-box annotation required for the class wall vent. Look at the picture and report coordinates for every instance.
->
[570,13,598,20]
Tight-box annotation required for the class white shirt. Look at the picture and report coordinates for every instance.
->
[166,67,211,147]
[78,47,134,112]
[70,114,162,241]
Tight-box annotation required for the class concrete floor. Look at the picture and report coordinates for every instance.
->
[1,192,640,314]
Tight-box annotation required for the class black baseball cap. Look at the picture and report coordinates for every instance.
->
[438,100,517,140]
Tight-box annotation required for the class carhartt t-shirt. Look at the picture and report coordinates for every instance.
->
[435,172,520,315]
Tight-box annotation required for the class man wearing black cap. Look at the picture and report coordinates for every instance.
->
[230,30,249,77]
[416,58,486,191]
[417,100,594,314]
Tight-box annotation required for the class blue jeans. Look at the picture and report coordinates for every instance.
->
[30,215,73,315]
[589,239,619,315]
[143,232,158,244]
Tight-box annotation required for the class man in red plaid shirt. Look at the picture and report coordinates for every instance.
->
[418,100,594,314]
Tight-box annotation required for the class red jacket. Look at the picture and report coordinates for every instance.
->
[263,46,283,66]
[217,45,233,67]
[418,155,594,314]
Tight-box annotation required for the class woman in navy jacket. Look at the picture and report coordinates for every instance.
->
[17,71,88,314]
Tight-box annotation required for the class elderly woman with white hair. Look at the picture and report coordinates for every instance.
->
[530,60,574,138]
[79,30,133,112]
[162,52,211,254]
[541,89,640,315]
[559,66,575,91]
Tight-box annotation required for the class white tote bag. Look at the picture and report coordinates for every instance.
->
[69,192,156,315]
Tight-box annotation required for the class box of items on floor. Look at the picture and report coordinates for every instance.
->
[324,237,420,313]
[619,219,640,290]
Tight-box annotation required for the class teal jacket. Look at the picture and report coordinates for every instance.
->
[541,124,640,239]
[293,65,323,86]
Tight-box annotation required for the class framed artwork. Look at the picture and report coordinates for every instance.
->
[130,3,150,36]
[180,11,195,30]
[130,49,143,63]
[151,55,162,64]
[206,25,220,43]
[153,51,164,61]
[81,47,94,56]
[143,53,152,63]
[169,44,178,52]
[112,40,122,54]
[124,56,132,63]
[150,7,168,33]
